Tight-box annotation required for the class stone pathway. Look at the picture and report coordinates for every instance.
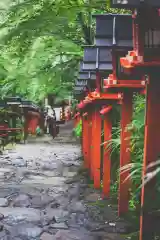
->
[0,121,129,240]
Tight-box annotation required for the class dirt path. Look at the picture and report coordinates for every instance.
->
[0,121,128,240]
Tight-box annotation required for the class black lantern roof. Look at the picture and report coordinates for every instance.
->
[75,80,88,86]
[5,96,21,105]
[78,71,96,80]
[111,0,160,9]
[83,46,112,71]
[77,72,96,92]
[93,14,132,48]
[77,60,97,79]
[78,72,90,80]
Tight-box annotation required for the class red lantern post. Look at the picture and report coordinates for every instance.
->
[104,73,146,215]
[82,112,89,168]
[87,91,122,189]
[100,105,112,197]
[119,6,160,240]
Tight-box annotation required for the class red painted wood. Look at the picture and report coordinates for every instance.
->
[118,91,133,216]
[96,72,101,92]
[102,113,112,197]
[132,15,136,51]
[100,106,112,115]
[104,78,146,89]
[92,109,102,189]
[82,117,85,161]
[105,83,144,89]
[112,50,117,79]
[88,112,92,175]
[82,115,89,168]
[139,76,160,240]
[90,110,95,180]
[83,112,88,117]
[91,92,122,100]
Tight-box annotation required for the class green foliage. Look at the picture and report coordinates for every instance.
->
[121,95,145,190]
[0,0,101,102]
[74,119,82,137]
[0,0,127,103]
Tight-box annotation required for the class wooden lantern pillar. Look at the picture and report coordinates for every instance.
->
[114,3,160,239]
[74,74,90,166]
[77,98,92,174]
[91,104,102,187]
[94,13,147,215]
[75,75,89,163]
[92,93,122,189]
[82,46,113,188]
[94,13,136,211]
[104,77,146,211]
[100,105,112,197]
[82,112,89,168]
[80,92,122,189]
[73,86,83,130]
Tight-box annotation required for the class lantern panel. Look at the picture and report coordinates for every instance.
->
[94,38,113,47]
[83,62,112,71]
[83,63,96,71]
[99,63,113,71]
[99,48,112,62]
[94,14,132,48]
[78,72,89,80]
[144,28,160,59]
[95,17,113,37]
[83,47,97,62]
[93,15,113,47]
[144,29,160,48]
[83,47,112,71]
[115,16,132,48]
